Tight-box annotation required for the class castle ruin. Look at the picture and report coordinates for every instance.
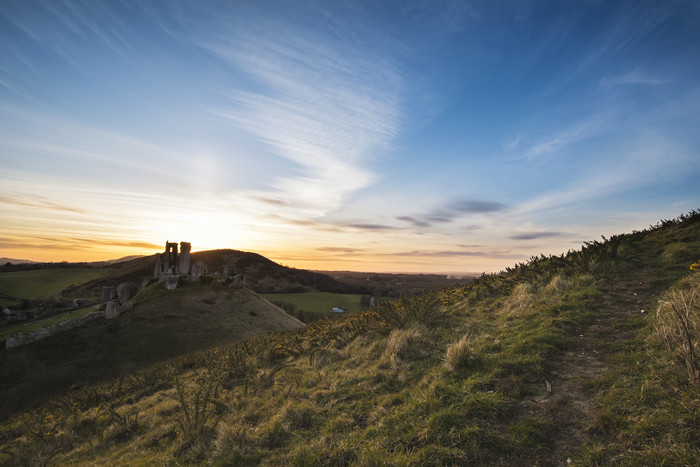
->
[152,241,240,290]
[153,241,190,289]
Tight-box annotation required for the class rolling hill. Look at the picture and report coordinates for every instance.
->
[0,283,303,420]
[62,249,362,298]
[0,211,699,465]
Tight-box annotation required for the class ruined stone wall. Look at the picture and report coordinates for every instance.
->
[6,310,104,349]
[5,301,134,349]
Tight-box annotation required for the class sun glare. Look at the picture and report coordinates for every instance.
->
[144,208,259,253]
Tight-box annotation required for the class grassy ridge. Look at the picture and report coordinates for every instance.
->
[0,268,111,300]
[0,211,699,465]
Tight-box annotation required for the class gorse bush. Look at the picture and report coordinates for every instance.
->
[373,291,444,328]
[655,272,700,383]
[172,369,228,444]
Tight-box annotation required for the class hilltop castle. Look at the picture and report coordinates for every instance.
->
[153,241,206,289]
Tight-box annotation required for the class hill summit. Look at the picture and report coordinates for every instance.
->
[64,248,360,299]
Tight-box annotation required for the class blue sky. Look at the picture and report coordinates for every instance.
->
[1,0,699,272]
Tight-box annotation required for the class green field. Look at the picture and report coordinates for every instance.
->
[0,307,96,342]
[262,291,365,317]
[0,268,111,300]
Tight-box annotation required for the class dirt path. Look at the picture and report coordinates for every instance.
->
[520,273,657,465]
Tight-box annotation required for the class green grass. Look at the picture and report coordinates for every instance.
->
[0,298,18,307]
[0,268,111,300]
[262,292,365,319]
[0,307,96,342]
[0,210,699,465]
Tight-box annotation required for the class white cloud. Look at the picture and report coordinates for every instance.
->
[193,13,404,219]
[601,69,670,87]
[523,114,610,160]
[516,135,695,216]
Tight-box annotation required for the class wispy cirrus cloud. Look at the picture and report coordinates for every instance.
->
[387,249,514,258]
[0,194,84,213]
[509,232,564,241]
[316,247,365,254]
[191,10,404,219]
[601,69,670,87]
[396,216,432,228]
[424,198,507,224]
[0,236,161,252]
[520,114,610,160]
[3,0,133,67]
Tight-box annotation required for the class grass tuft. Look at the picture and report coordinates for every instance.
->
[654,272,700,383]
[444,334,480,371]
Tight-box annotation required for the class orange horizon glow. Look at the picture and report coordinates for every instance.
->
[1,238,499,275]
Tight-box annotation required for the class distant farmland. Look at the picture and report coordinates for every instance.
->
[262,291,365,320]
[0,268,111,300]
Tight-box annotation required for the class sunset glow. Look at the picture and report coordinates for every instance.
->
[1,1,698,273]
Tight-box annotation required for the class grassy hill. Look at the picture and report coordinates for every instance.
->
[62,249,362,299]
[0,268,111,300]
[0,283,302,421]
[1,212,699,465]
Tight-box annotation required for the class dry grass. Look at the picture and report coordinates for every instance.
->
[443,333,479,371]
[383,325,429,367]
[212,417,249,457]
[502,282,536,317]
[655,273,700,382]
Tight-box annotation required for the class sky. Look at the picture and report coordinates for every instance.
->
[1,0,699,273]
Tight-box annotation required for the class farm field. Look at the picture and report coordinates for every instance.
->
[262,291,366,320]
[0,268,111,300]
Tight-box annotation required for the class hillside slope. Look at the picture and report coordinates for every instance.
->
[63,249,360,298]
[0,284,303,420]
[1,212,699,465]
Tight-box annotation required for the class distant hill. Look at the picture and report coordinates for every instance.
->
[0,283,303,419]
[317,270,476,297]
[0,257,36,265]
[104,255,146,264]
[63,249,363,298]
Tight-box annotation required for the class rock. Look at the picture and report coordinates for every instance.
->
[164,274,179,290]
[117,282,138,304]
[101,286,116,303]
[105,300,121,319]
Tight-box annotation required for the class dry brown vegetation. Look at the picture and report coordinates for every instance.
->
[0,210,699,465]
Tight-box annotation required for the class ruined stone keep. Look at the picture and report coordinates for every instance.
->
[154,241,192,277]
[154,241,193,289]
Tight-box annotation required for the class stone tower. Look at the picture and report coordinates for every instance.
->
[179,241,191,275]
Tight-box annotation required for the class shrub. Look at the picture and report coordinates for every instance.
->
[172,369,228,447]
[655,273,700,383]
[374,291,443,328]
[663,243,694,262]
